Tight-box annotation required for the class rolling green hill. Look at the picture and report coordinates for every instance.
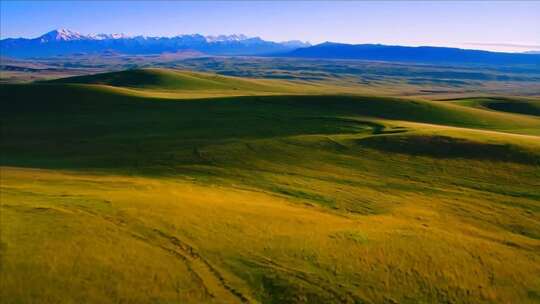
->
[47,68,273,90]
[1,69,540,303]
[448,97,540,117]
[45,68,324,97]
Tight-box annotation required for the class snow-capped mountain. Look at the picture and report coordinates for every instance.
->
[38,29,87,42]
[37,29,131,42]
[0,29,311,58]
[205,34,249,43]
[88,33,130,40]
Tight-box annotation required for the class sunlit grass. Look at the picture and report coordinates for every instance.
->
[1,69,540,303]
[2,165,539,303]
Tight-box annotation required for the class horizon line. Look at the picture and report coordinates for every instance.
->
[1,28,539,54]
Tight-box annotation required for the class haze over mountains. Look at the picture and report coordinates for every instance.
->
[1,29,539,66]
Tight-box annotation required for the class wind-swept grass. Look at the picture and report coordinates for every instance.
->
[1,69,540,303]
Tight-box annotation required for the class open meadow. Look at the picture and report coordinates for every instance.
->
[1,68,540,303]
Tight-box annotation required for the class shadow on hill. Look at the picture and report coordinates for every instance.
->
[357,134,540,164]
[445,97,540,117]
[482,100,540,117]
[2,83,539,172]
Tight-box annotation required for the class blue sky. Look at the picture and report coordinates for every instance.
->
[1,1,539,52]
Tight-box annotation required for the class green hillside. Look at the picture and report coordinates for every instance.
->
[1,70,540,303]
[448,97,540,117]
[45,68,318,95]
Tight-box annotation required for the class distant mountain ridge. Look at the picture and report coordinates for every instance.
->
[0,29,310,57]
[2,29,539,66]
[282,42,540,65]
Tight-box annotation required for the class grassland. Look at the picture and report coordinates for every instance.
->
[4,55,540,98]
[1,68,540,303]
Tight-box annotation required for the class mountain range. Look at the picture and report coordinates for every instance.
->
[1,29,539,66]
[284,42,540,65]
[0,29,310,57]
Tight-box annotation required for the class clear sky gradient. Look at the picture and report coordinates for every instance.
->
[1,1,539,52]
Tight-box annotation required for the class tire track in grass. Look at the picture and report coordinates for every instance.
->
[68,205,251,303]
[151,228,251,303]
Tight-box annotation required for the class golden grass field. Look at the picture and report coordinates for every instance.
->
[1,69,540,303]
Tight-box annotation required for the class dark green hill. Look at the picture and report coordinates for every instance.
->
[449,97,540,116]
[2,82,539,172]
[46,68,285,92]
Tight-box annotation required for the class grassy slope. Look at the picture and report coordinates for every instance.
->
[1,69,540,303]
[45,68,330,98]
[447,97,540,117]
